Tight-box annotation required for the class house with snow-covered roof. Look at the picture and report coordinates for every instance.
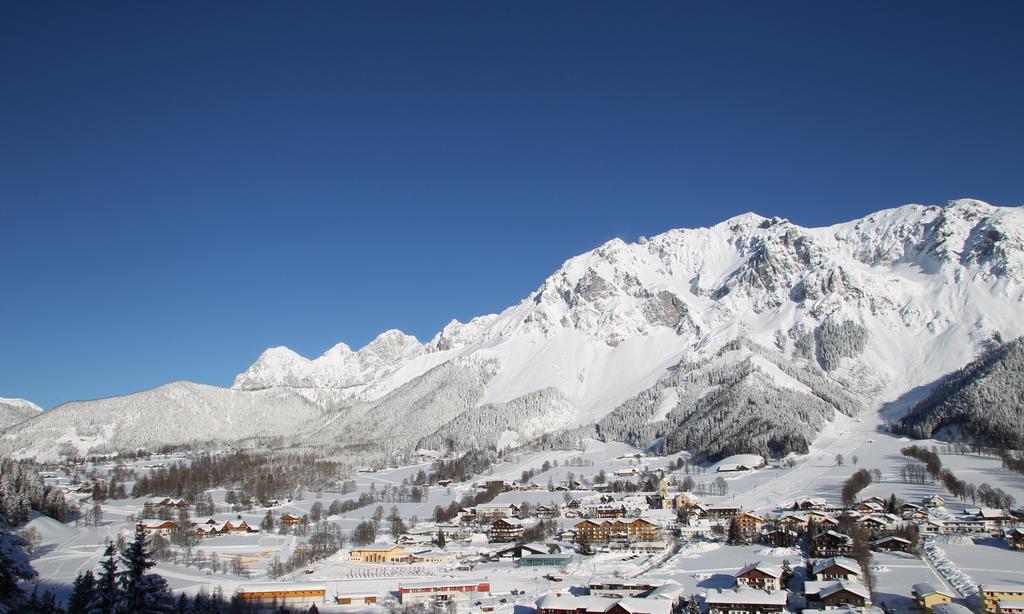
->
[488,517,524,542]
[705,587,787,614]
[136,519,177,535]
[912,582,954,612]
[805,580,871,608]
[734,561,783,590]
[871,535,912,552]
[811,530,853,557]
[812,557,862,581]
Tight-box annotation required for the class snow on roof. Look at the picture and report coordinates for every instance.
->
[236,583,326,594]
[648,580,685,601]
[400,578,488,590]
[872,536,911,544]
[714,454,765,470]
[351,543,403,551]
[817,530,851,541]
[615,597,673,614]
[137,518,176,526]
[980,584,1024,594]
[536,593,617,612]
[917,581,954,597]
[819,581,870,600]
[976,508,1013,518]
[736,561,783,578]
[705,588,788,606]
[521,553,573,560]
[933,604,976,614]
[589,577,660,588]
[813,557,861,575]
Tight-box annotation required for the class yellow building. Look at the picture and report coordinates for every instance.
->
[980,585,1024,614]
[913,583,954,612]
[734,512,765,535]
[349,544,407,563]
[674,492,701,509]
[410,549,459,563]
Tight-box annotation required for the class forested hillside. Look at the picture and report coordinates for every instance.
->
[896,337,1024,448]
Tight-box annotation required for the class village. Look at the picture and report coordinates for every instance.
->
[8,410,1023,614]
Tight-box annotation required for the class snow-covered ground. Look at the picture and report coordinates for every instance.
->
[15,406,1024,612]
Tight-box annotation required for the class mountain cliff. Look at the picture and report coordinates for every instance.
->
[4,199,1023,460]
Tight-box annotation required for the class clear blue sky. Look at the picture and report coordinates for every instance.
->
[2,2,1022,409]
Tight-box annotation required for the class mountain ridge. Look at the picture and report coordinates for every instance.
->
[0,397,43,431]
[4,198,1023,460]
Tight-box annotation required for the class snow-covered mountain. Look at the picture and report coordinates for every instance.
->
[0,398,43,431]
[0,382,326,457]
[4,199,1023,460]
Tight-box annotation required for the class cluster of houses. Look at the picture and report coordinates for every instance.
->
[703,556,871,614]
[532,554,866,614]
[135,516,260,537]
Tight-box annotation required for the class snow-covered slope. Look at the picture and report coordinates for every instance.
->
[0,398,43,431]
[4,199,1023,459]
[0,382,325,459]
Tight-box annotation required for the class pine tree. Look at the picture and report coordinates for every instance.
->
[68,570,97,613]
[260,510,275,532]
[781,559,794,590]
[687,595,700,614]
[0,491,37,605]
[436,528,447,549]
[25,585,64,614]
[576,534,593,556]
[726,518,741,545]
[92,542,120,613]
[117,526,170,613]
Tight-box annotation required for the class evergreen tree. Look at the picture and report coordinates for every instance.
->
[117,526,170,613]
[68,570,97,614]
[726,518,741,545]
[92,543,120,613]
[0,493,37,606]
[576,534,593,556]
[686,596,700,614]
[260,510,275,532]
[436,528,446,549]
[24,586,64,614]
[781,559,794,590]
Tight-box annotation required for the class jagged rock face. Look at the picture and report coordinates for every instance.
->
[233,329,423,390]
[232,199,1024,409]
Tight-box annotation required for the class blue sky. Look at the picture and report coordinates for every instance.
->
[2,2,1022,408]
